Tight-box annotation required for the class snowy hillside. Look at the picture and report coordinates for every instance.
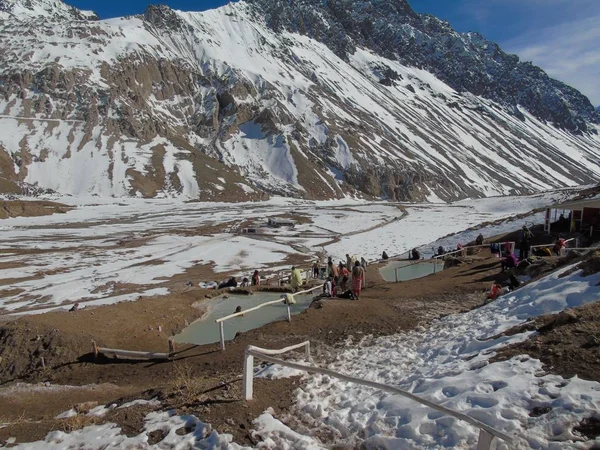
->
[0,0,599,200]
[256,262,600,449]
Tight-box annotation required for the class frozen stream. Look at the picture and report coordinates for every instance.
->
[175,291,316,345]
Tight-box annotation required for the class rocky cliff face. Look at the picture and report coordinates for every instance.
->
[249,0,599,134]
[0,0,599,201]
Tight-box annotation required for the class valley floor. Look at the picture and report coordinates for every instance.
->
[0,189,599,448]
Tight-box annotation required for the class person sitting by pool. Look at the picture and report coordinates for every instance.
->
[218,277,238,289]
[337,289,355,300]
[382,251,389,260]
[508,274,521,291]
[501,251,518,272]
[234,305,242,314]
[240,277,250,287]
[411,248,421,260]
[475,233,484,246]
[487,284,504,301]
[437,245,445,256]
[323,276,336,298]
[553,237,567,256]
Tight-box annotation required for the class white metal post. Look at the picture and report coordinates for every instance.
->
[219,322,225,351]
[395,267,399,283]
[476,429,496,450]
[305,341,311,361]
[287,304,291,322]
[243,351,254,401]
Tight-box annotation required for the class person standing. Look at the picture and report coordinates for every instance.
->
[476,233,484,246]
[351,261,365,300]
[519,225,534,260]
[340,264,349,291]
[251,270,260,286]
[290,266,303,291]
[312,260,320,279]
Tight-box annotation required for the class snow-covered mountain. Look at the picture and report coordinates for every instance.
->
[0,0,599,201]
[0,0,97,21]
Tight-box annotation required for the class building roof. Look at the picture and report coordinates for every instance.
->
[552,195,600,210]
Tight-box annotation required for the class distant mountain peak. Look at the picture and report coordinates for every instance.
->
[0,0,98,21]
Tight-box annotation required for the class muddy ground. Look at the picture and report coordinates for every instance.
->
[1,249,599,446]
[0,200,72,219]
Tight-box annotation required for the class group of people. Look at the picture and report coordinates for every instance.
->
[322,254,367,300]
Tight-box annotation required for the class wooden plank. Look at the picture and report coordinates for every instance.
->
[97,347,171,360]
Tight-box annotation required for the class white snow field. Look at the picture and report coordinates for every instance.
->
[0,188,582,316]
[254,262,600,449]
[0,189,578,316]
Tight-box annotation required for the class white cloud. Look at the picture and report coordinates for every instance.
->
[502,15,600,106]
[453,0,600,106]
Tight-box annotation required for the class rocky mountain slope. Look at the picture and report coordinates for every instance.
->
[0,0,599,201]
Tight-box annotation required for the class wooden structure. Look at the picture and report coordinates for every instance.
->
[267,218,295,228]
[544,197,600,236]
[92,339,175,361]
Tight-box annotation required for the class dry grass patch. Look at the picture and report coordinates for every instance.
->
[60,414,100,433]
[173,361,205,404]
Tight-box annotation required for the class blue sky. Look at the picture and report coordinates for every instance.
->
[69,0,600,105]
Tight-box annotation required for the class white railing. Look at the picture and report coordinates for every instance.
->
[244,344,513,450]
[530,238,575,251]
[215,285,322,351]
[386,242,516,282]
[243,341,311,400]
[432,242,516,261]
[374,242,516,268]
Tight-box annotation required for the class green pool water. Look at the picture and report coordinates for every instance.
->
[379,259,442,282]
[175,291,315,345]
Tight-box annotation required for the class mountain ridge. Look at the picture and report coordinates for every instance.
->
[247,0,599,133]
[0,0,599,201]
[0,0,98,21]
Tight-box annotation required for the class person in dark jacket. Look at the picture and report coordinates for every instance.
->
[519,226,534,260]
[218,277,237,289]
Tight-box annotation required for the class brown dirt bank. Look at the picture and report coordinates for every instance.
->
[493,301,600,383]
[0,200,73,219]
[492,252,600,383]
